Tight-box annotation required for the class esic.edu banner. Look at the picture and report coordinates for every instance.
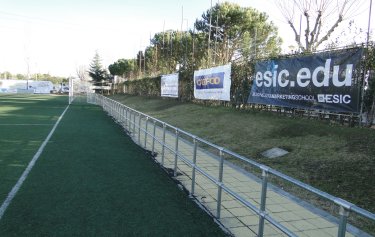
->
[161,73,179,98]
[248,48,363,113]
[194,64,231,101]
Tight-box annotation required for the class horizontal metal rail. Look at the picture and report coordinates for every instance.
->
[88,93,375,237]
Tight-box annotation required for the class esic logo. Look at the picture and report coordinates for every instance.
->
[317,94,351,104]
[196,77,221,86]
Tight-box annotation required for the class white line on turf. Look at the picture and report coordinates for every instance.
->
[0,105,70,220]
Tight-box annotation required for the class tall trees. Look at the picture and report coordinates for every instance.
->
[108,2,282,79]
[108,59,136,79]
[275,0,365,52]
[195,2,282,64]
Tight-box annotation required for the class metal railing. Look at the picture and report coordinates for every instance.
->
[87,93,375,237]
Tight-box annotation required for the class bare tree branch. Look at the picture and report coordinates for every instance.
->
[275,0,365,52]
[288,20,305,50]
[309,10,322,47]
[316,14,343,48]
[76,65,89,81]
[304,11,311,51]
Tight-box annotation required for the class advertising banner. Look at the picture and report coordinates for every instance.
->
[194,64,231,101]
[248,48,363,113]
[161,73,179,98]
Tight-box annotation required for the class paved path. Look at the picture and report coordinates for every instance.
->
[108,105,370,237]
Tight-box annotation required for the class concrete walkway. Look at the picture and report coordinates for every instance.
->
[111,108,370,237]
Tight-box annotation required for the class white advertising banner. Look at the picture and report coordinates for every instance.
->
[193,64,231,101]
[161,73,179,98]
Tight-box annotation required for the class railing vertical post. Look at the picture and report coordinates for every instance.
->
[112,102,115,118]
[123,107,126,127]
[120,106,123,125]
[116,103,118,119]
[133,111,136,140]
[118,104,121,122]
[144,117,149,148]
[114,103,117,120]
[133,111,136,137]
[119,105,122,125]
[138,113,141,145]
[337,206,350,237]
[191,136,198,197]
[152,120,156,155]
[125,108,128,129]
[258,168,269,237]
[108,100,110,113]
[216,148,224,219]
[115,102,117,118]
[114,102,116,118]
[124,108,127,128]
[161,123,166,166]
[120,105,122,123]
[173,129,179,177]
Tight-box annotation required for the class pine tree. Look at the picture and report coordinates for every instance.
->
[88,51,107,85]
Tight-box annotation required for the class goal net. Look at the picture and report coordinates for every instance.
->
[69,78,92,104]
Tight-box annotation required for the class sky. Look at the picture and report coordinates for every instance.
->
[0,0,373,78]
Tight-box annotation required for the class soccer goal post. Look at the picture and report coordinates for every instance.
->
[69,78,92,104]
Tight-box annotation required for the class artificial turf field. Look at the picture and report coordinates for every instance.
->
[0,94,227,236]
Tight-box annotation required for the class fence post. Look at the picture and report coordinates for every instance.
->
[152,120,156,155]
[120,106,124,125]
[119,105,123,125]
[337,206,350,237]
[119,104,122,122]
[258,168,269,237]
[125,108,128,129]
[113,102,115,118]
[173,129,179,177]
[114,102,117,120]
[216,148,224,219]
[133,111,136,137]
[128,109,131,130]
[117,103,120,121]
[191,136,198,197]
[138,114,141,145]
[144,117,149,148]
[110,101,113,116]
[161,123,166,166]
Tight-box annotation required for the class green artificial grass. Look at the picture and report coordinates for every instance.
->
[0,94,68,205]
[0,100,227,236]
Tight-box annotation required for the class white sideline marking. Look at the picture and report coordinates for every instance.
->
[0,105,70,220]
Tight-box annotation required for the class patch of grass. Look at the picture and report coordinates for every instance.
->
[111,94,375,215]
[0,101,228,236]
[0,94,68,205]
